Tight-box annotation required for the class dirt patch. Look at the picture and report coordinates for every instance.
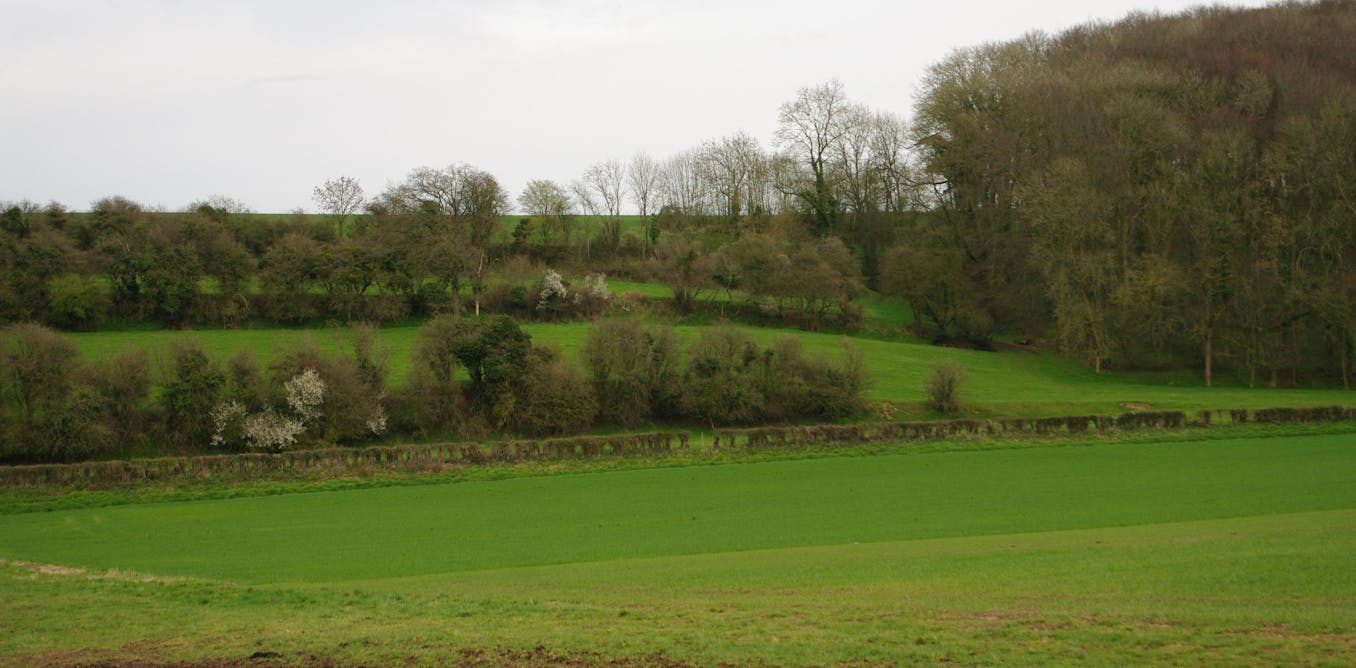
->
[1118,402,1153,410]
[454,646,706,667]
[26,647,767,668]
[1,558,193,585]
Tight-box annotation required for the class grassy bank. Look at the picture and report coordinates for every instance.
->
[68,320,1354,418]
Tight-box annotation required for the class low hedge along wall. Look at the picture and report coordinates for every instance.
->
[1,406,1351,488]
[713,406,1355,450]
[0,432,688,488]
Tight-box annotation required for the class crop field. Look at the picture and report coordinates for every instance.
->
[2,430,1354,665]
[68,319,1354,418]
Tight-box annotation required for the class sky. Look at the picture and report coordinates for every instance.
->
[1,0,1279,213]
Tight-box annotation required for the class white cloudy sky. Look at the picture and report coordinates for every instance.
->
[1,0,1277,213]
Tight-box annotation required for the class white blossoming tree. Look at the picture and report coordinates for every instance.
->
[211,368,328,452]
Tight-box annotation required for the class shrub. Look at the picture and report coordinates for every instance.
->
[83,349,152,445]
[1,323,79,427]
[513,349,598,436]
[240,409,307,452]
[682,326,764,425]
[270,339,387,444]
[534,270,612,320]
[455,315,532,422]
[584,318,682,426]
[758,337,870,422]
[399,315,480,436]
[924,362,968,414]
[161,340,225,447]
[224,349,268,410]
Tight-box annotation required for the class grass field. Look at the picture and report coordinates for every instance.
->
[2,430,1354,665]
[68,319,1353,418]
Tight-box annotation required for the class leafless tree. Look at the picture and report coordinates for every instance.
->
[627,153,661,217]
[311,176,364,237]
[869,111,916,214]
[628,153,661,256]
[582,159,626,251]
[570,179,599,259]
[776,79,854,235]
[658,149,712,216]
[699,132,764,220]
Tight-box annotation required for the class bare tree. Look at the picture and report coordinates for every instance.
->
[627,153,661,217]
[699,132,765,220]
[628,153,661,256]
[570,179,599,259]
[582,159,626,251]
[311,176,364,238]
[776,79,853,236]
[869,111,916,214]
[833,105,878,219]
[658,149,712,216]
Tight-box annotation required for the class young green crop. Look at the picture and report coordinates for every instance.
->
[2,433,1352,584]
[1,432,1353,665]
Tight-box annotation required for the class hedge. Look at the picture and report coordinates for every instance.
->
[712,406,1353,451]
[3,406,1352,488]
[0,431,687,488]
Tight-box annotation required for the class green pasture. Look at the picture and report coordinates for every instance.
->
[2,432,1354,665]
[68,320,1353,417]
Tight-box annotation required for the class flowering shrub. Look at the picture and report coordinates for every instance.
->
[285,368,325,423]
[210,368,329,452]
[209,400,245,449]
[241,409,306,451]
[366,401,388,435]
[535,270,611,320]
[536,270,569,312]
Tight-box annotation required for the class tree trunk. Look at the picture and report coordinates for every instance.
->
[1342,334,1351,390]
[1203,328,1213,388]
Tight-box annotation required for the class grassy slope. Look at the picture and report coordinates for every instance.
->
[1,432,1354,665]
[69,320,1353,417]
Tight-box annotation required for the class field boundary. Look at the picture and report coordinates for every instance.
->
[1,406,1352,488]
[714,406,1354,449]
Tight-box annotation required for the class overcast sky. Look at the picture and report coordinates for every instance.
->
[1,0,1278,213]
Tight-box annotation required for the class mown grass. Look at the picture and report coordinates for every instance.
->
[1,431,1354,665]
[68,320,1354,418]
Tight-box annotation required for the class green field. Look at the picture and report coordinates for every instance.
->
[2,431,1354,665]
[68,320,1353,418]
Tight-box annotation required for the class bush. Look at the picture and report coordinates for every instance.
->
[270,339,388,444]
[534,270,613,320]
[584,318,682,426]
[682,326,764,425]
[224,349,268,411]
[83,349,152,446]
[758,337,869,422]
[1,323,79,427]
[513,349,598,436]
[924,362,968,414]
[161,341,225,447]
